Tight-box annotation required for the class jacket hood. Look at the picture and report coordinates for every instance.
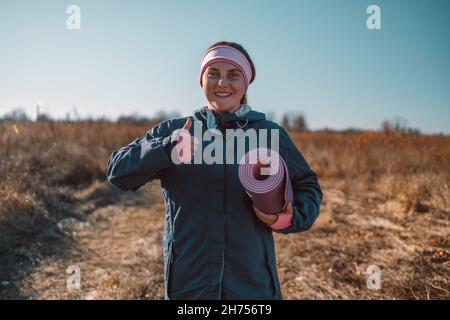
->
[193,105,266,130]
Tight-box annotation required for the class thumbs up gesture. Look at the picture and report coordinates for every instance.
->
[175,117,199,164]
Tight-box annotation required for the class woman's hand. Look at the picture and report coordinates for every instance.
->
[252,201,294,226]
[176,117,199,163]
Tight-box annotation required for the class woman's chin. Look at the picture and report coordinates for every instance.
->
[213,103,236,113]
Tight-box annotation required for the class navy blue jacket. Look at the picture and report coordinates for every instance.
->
[107,107,322,300]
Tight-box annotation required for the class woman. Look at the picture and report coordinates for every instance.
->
[107,41,322,300]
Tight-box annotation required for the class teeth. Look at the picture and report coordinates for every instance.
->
[215,92,232,97]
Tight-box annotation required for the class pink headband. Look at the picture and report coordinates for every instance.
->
[199,45,253,89]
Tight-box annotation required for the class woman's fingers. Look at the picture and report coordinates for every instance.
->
[253,206,278,225]
[283,201,294,215]
[253,203,293,227]
[180,136,199,161]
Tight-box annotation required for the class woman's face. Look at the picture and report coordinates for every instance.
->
[202,61,247,114]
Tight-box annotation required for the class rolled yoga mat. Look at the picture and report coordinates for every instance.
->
[238,148,293,214]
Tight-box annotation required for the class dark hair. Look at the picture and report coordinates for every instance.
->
[206,41,256,105]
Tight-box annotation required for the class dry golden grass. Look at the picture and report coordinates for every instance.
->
[0,120,448,299]
[291,131,450,213]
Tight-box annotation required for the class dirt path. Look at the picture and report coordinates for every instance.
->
[2,179,448,299]
[1,180,166,299]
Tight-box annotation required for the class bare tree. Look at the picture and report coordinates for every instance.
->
[292,114,308,131]
[37,113,53,122]
[118,112,150,124]
[2,108,30,122]
[381,116,420,135]
[281,114,290,131]
[281,111,308,131]
[154,110,181,122]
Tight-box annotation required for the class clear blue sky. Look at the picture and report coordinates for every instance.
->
[0,0,449,133]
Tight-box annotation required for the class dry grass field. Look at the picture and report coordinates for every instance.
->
[0,120,448,299]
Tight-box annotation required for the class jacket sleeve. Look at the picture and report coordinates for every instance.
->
[106,120,177,192]
[275,127,323,234]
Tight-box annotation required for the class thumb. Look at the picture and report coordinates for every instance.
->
[283,201,293,214]
[182,117,192,131]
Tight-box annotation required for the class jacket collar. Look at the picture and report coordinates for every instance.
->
[193,105,266,130]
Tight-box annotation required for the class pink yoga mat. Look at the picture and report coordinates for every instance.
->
[238,148,293,214]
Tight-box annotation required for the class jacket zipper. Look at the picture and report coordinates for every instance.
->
[218,123,226,298]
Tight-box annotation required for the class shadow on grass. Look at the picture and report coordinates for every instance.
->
[0,179,159,299]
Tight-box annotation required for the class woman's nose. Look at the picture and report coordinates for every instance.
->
[218,75,227,86]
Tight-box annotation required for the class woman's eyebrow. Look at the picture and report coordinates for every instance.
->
[208,67,241,73]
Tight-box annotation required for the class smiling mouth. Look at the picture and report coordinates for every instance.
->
[214,92,233,98]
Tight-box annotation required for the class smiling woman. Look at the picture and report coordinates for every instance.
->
[201,61,247,114]
[200,42,256,114]
[107,40,322,300]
